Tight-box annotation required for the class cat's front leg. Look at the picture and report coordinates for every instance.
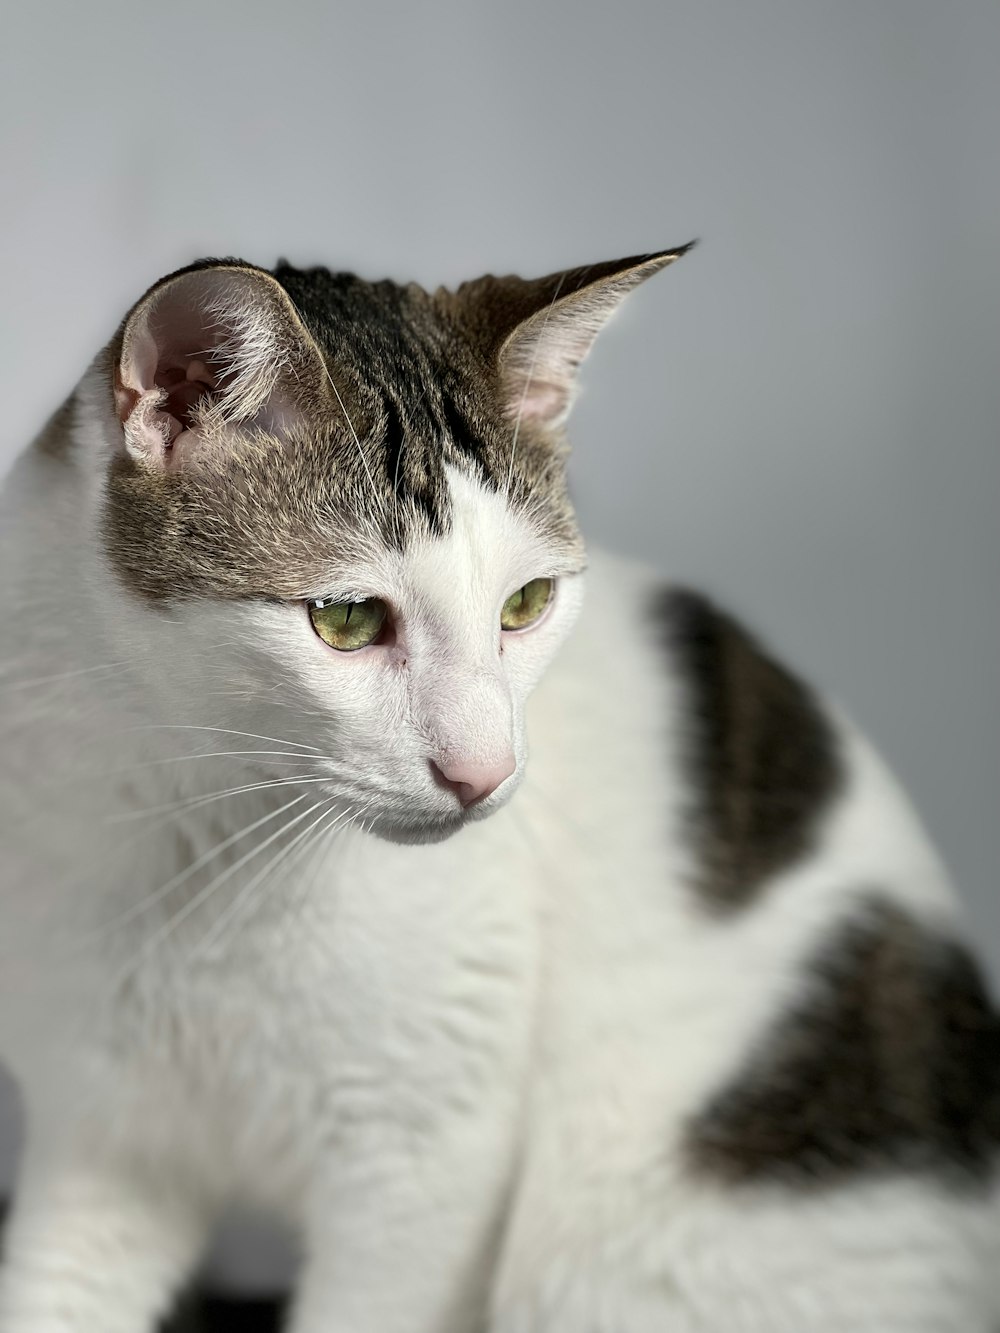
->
[0,1146,209,1333]
[288,1120,513,1333]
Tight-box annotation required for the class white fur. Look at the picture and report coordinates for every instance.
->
[0,387,997,1332]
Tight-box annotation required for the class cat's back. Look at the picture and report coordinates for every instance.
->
[535,547,957,923]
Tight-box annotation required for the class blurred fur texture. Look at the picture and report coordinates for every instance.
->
[0,250,997,1333]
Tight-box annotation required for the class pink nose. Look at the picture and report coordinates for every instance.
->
[430,755,516,808]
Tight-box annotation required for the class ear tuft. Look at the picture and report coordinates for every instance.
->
[113,262,329,469]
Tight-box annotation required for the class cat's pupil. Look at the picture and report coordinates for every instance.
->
[309,597,387,651]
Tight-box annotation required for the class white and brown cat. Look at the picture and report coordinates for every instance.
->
[0,250,997,1332]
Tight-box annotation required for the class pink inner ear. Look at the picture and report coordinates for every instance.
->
[156,358,217,432]
[510,379,570,428]
[118,357,218,466]
[117,284,230,466]
[504,311,596,430]
[115,267,311,469]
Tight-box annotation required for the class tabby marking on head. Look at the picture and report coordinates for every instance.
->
[101,249,691,604]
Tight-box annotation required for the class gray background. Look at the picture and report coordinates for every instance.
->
[1,0,998,1287]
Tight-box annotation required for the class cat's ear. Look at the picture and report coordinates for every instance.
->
[457,244,694,432]
[113,260,330,469]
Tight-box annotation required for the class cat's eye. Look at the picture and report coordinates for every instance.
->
[500,578,554,632]
[309,597,388,651]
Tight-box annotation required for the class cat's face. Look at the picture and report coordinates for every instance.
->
[93,250,687,842]
[140,465,587,844]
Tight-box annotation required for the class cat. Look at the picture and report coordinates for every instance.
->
[0,246,997,1333]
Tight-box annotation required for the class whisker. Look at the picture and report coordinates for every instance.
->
[321,363,390,530]
[82,749,326,784]
[0,661,128,692]
[0,637,267,693]
[279,801,363,933]
[106,798,327,995]
[79,793,311,945]
[104,774,328,825]
[125,724,323,755]
[192,798,344,961]
[82,779,322,886]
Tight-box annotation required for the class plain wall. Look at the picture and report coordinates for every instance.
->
[1,0,998,1282]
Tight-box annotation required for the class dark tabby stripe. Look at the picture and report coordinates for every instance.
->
[687,898,1000,1187]
[653,588,842,909]
[272,264,509,537]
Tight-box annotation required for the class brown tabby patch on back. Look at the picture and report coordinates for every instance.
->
[653,588,842,908]
[102,262,584,603]
[687,898,1000,1187]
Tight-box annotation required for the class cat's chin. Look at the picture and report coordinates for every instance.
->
[372,814,469,847]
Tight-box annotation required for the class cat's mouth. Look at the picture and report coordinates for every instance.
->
[313,755,520,846]
[366,780,518,846]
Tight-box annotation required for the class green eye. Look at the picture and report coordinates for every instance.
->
[309,597,388,651]
[501,577,554,632]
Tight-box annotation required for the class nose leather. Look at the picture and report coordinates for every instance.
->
[431,755,516,808]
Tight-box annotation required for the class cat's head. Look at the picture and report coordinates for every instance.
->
[88,248,689,842]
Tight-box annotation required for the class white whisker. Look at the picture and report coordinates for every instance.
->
[104,774,328,825]
[80,793,310,946]
[0,661,128,692]
[280,801,365,934]
[106,798,327,996]
[125,724,323,755]
[83,749,326,785]
[321,363,390,529]
[192,798,345,961]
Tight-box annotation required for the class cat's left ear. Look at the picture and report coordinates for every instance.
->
[112,260,331,469]
[457,244,695,431]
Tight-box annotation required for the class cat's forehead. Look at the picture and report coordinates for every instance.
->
[274,265,517,526]
[104,439,581,606]
[274,266,443,370]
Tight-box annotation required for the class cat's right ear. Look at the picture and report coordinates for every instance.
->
[112,261,331,469]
